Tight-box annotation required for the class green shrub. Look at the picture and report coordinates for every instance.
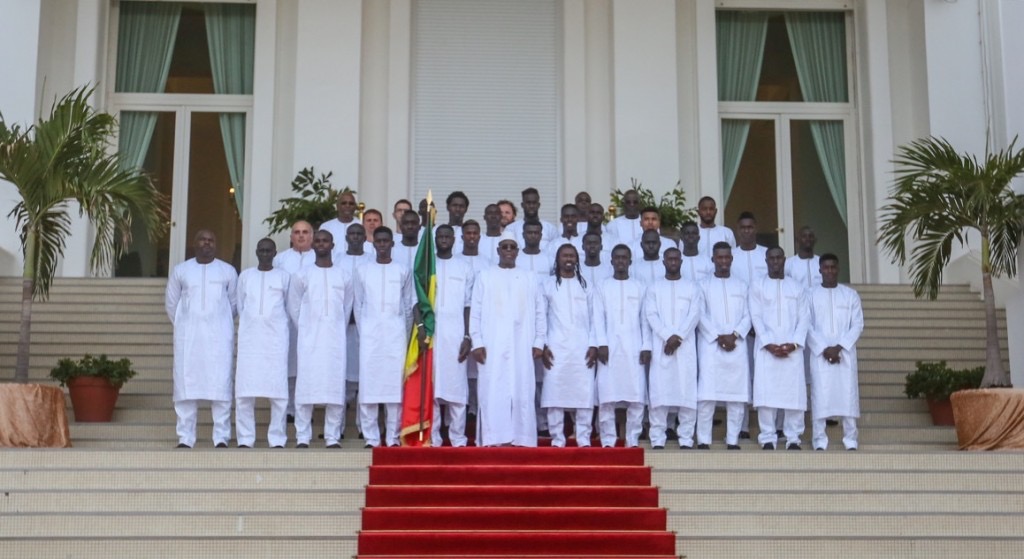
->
[609,178,698,231]
[263,167,355,235]
[904,361,983,401]
[50,354,137,388]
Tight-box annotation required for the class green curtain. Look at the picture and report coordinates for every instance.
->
[785,12,848,224]
[716,11,769,204]
[115,2,182,170]
[205,3,255,213]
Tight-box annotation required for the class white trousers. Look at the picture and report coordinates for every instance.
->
[697,400,745,446]
[650,405,696,448]
[812,416,858,450]
[235,397,288,448]
[757,407,805,447]
[546,407,594,447]
[360,403,401,447]
[598,402,644,447]
[295,403,344,446]
[431,399,468,447]
[174,399,232,447]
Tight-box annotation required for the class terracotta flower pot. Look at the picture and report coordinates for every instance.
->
[926,398,955,426]
[66,376,121,422]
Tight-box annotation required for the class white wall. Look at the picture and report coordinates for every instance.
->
[0,0,42,277]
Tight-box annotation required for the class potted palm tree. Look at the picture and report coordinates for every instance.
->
[878,136,1024,389]
[50,355,138,422]
[0,87,165,384]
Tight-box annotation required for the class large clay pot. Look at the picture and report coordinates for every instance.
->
[926,398,955,426]
[66,376,120,422]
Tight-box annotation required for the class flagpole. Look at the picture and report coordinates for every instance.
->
[418,190,435,442]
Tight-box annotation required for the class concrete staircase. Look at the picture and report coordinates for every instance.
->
[2,278,1022,558]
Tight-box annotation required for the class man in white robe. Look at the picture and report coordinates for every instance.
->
[517,221,552,278]
[750,247,811,450]
[539,244,598,447]
[470,236,546,447]
[355,226,415,448]
[628,208,677,267]
[731,212,769,438]
[431,225,474,447]
[546,204,584,260]
[287,230,353,448]
[392,210,421,271]
[808,254,864,451]
[696,242,751,450]
[679,222,713,282]
[336,223,374,437]
[235,238,290,448]
[630,229,666,285]
[166,229,238,449]
[580,232,613,287]
[318,191,361,243]
[272,220,314,421]
[505,187,558,246]
[594,245,651,448]
[696,197,736,257]
[785,226,822,290]
[459,219,489,427]
[606,189,642,245]
[478,205,505,265]
[645,248,703,449]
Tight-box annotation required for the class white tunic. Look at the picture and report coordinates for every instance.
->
[630,257,664,286]
[166,259,238,402]
[628,235,678,266]
[506,219,559,246]
[697,276,751,403]
[580,261,613,288]
[732,245,769,286]
[274,248,316,380]
[696,224,737,257]
[516,250,553,280]
[749,276,810,411]
[593,277,650,404]
[680,254,713,283]
[538,277,596,409]
[336,251,374,382]
[785,254,822,290]
[469,266,545,446]
[235,267,290,400]
[807,284,863,419]
[545,236,585,263]
[354,261,415,404]
[317,216,361,244]
[478,235,503,265]
[392,242,419,272]
[606,216,642,245]
[288,264,353,406]
[433,256,474,404]
[645,278,703,410]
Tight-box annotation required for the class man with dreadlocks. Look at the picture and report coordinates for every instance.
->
[537,244,599,447]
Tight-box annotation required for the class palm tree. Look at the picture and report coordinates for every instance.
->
[0,87,165,382]
[878,136,1024,388]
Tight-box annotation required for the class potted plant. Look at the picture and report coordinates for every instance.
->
[904,361,983,426]
[50,354,138,422]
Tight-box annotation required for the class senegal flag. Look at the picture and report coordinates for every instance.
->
[400,194,436,446]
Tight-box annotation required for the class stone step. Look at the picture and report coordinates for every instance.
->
[0,540,356,559]
[0,469,369,491]
[0,332,171,345]
[0,322,172,334]
[1,490,367,513]
[1,513,362,538]
[0,303,166,314]
[660,491,1024,513]
[668,513,1024,538]
[648,472,1023,492]
[677,538,1024,559]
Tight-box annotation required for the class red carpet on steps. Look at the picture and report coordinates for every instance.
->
[357,447,677,558]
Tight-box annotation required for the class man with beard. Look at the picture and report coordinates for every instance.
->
[696,197,736,257]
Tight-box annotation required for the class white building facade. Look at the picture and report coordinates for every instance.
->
[2,0,1023,381]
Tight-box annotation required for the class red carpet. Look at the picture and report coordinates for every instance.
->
[357,447,677,558]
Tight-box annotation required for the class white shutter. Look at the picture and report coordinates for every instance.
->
[411,0,560,223]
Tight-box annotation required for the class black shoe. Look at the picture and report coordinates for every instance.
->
[815,447,825,451]
[679,445,693,450]
[537,429,551,438]
[847,447,858,451]
[665,428,678,441]
[215,442,228,449]
[727,444,741,450]
[739,431,751,440]
[326,443,341,449]
[176,443,191,449]
[358,432,364,440]
[787,443,801,451]
[286,414,295,424]
[296,443,309,449]
[651,445,665,450]
[762,443,775,450]
[697,444,710,450]
[776,429,784,437]
[318,433,324,439]
[272,445,284,449]
[238,444,251,449]
[826,418,839,426]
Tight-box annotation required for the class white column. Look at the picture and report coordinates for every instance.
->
[245,0,278,270]
[561,0,587,199]
[385,0,412,213]
[691,0,721,208]
[610,0,680,195]
[0,0,42,277]
[292,0,362,192]
[583,0,614,205]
